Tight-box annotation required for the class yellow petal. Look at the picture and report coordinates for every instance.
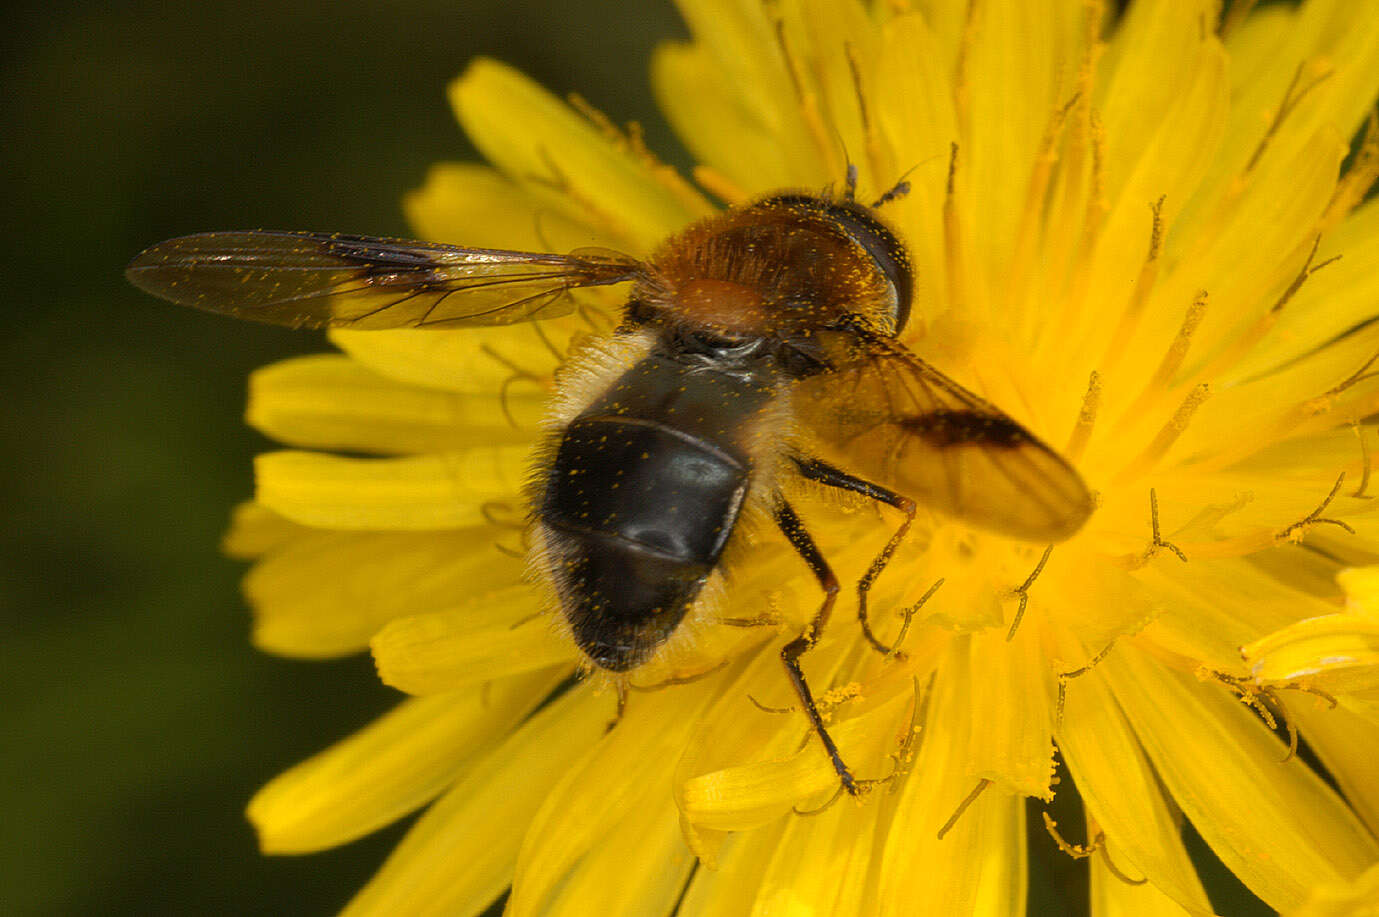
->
[1079,38,1229,386]
[748,780,887,917]
[1291,700,1379,840]
[1205,0,1379,197]
[1339,565,1379,619]
[957,0,1085,314]
[247,354,541,454]
[451,59,708,254]
[875,12,960,326]
[1090,837,1202,917]
[1132,556,1340,672]
[1243,613,1379,696]
[877,642,1027,917]
[341,685,608,917]
[254,447,528,531]
[1057,669,1213,915]
[1154,125,1347,398]
[654,0,825,189]
[675,824,788,917]
[1104,643,1379,911]
[679,686,914,832]
[651,41,811,193]
[506,687,710,916]
[1286,860,1379,917]
[405,161,615,252]
[966,625,1057,799]
[1228,201,1379,384]
[246,526,525,659]
[371,589,574,694]
[1097,0,1218,170]
[538,793,694,917]
[329,322,555,395]
[221,502,311,560]
[248,666,563,854]
[1224,4,1296,95]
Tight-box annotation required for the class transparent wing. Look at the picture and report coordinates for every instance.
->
[796,328,1093,542]
[126,231,642,328]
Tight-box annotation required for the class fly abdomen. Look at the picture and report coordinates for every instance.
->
[538,350,778,671]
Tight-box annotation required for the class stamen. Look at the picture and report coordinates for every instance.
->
[1219,0,1260,38]
[480,500,524,531]
[567,93,711,215]
[1059,106,1109,318]
[1006,92,1082,306]
[844,42,887,189]
[480,344,549,430]
[1038,1,1101,320]
[1282,682,1338,709]
[888,676,929,790]
[1322,350,1379,401]
[508,610,544,630]
[747,694,795,715]
[1322,110,1379,230]
[1120,292,1209,432]
[871,577,944,658]
[1099,196,1168,371]
[1099,843,1149,886]
[936,778,992,840]
[1243,61,1334,177]
[1146,488,1188,564]
[1006,546,1054,641]
[1201,237,1341,382]
[1055,638,1118,727]
[1063,371,1102,462]
[1198,669,1300,762]
[717,611,785,628]
[530,146,627,238]
[944,142,967,312]
[1079,108,1110,257]
[577,300,616,334]
[951,0,980,132]
[692,165,750,206]
[1350,423,1372,498]
[1042,811,1096,858]
[768,8,844,179]
[794,782,846,816]
[1114,384,1211,484]
[1278,472,1355,543]
[629,659,731,692]
[1199,349,1379,476]
[606,678,629,733]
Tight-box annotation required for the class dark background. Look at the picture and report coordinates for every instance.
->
[0,1,1265,914]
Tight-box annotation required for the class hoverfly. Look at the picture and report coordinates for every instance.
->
[128,184,1093,794]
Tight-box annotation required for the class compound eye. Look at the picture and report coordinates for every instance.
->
[755,193,915,335]
[838,210,912,335]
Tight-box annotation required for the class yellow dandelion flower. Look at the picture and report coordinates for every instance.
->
[132,0,1379,913]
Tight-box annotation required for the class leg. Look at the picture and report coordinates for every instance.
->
[773,497,859,795]
[792,456,918,656]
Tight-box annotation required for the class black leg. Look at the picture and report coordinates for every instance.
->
[792,456,919,656]
[773,497,859,795]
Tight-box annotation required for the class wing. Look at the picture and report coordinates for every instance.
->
[795,328,1093,542]
[126,231,642,328]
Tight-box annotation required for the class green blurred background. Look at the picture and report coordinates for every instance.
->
[0,1,1269,914]
[1,2,683,912]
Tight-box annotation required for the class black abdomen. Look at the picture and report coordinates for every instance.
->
[539,348,777,670]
